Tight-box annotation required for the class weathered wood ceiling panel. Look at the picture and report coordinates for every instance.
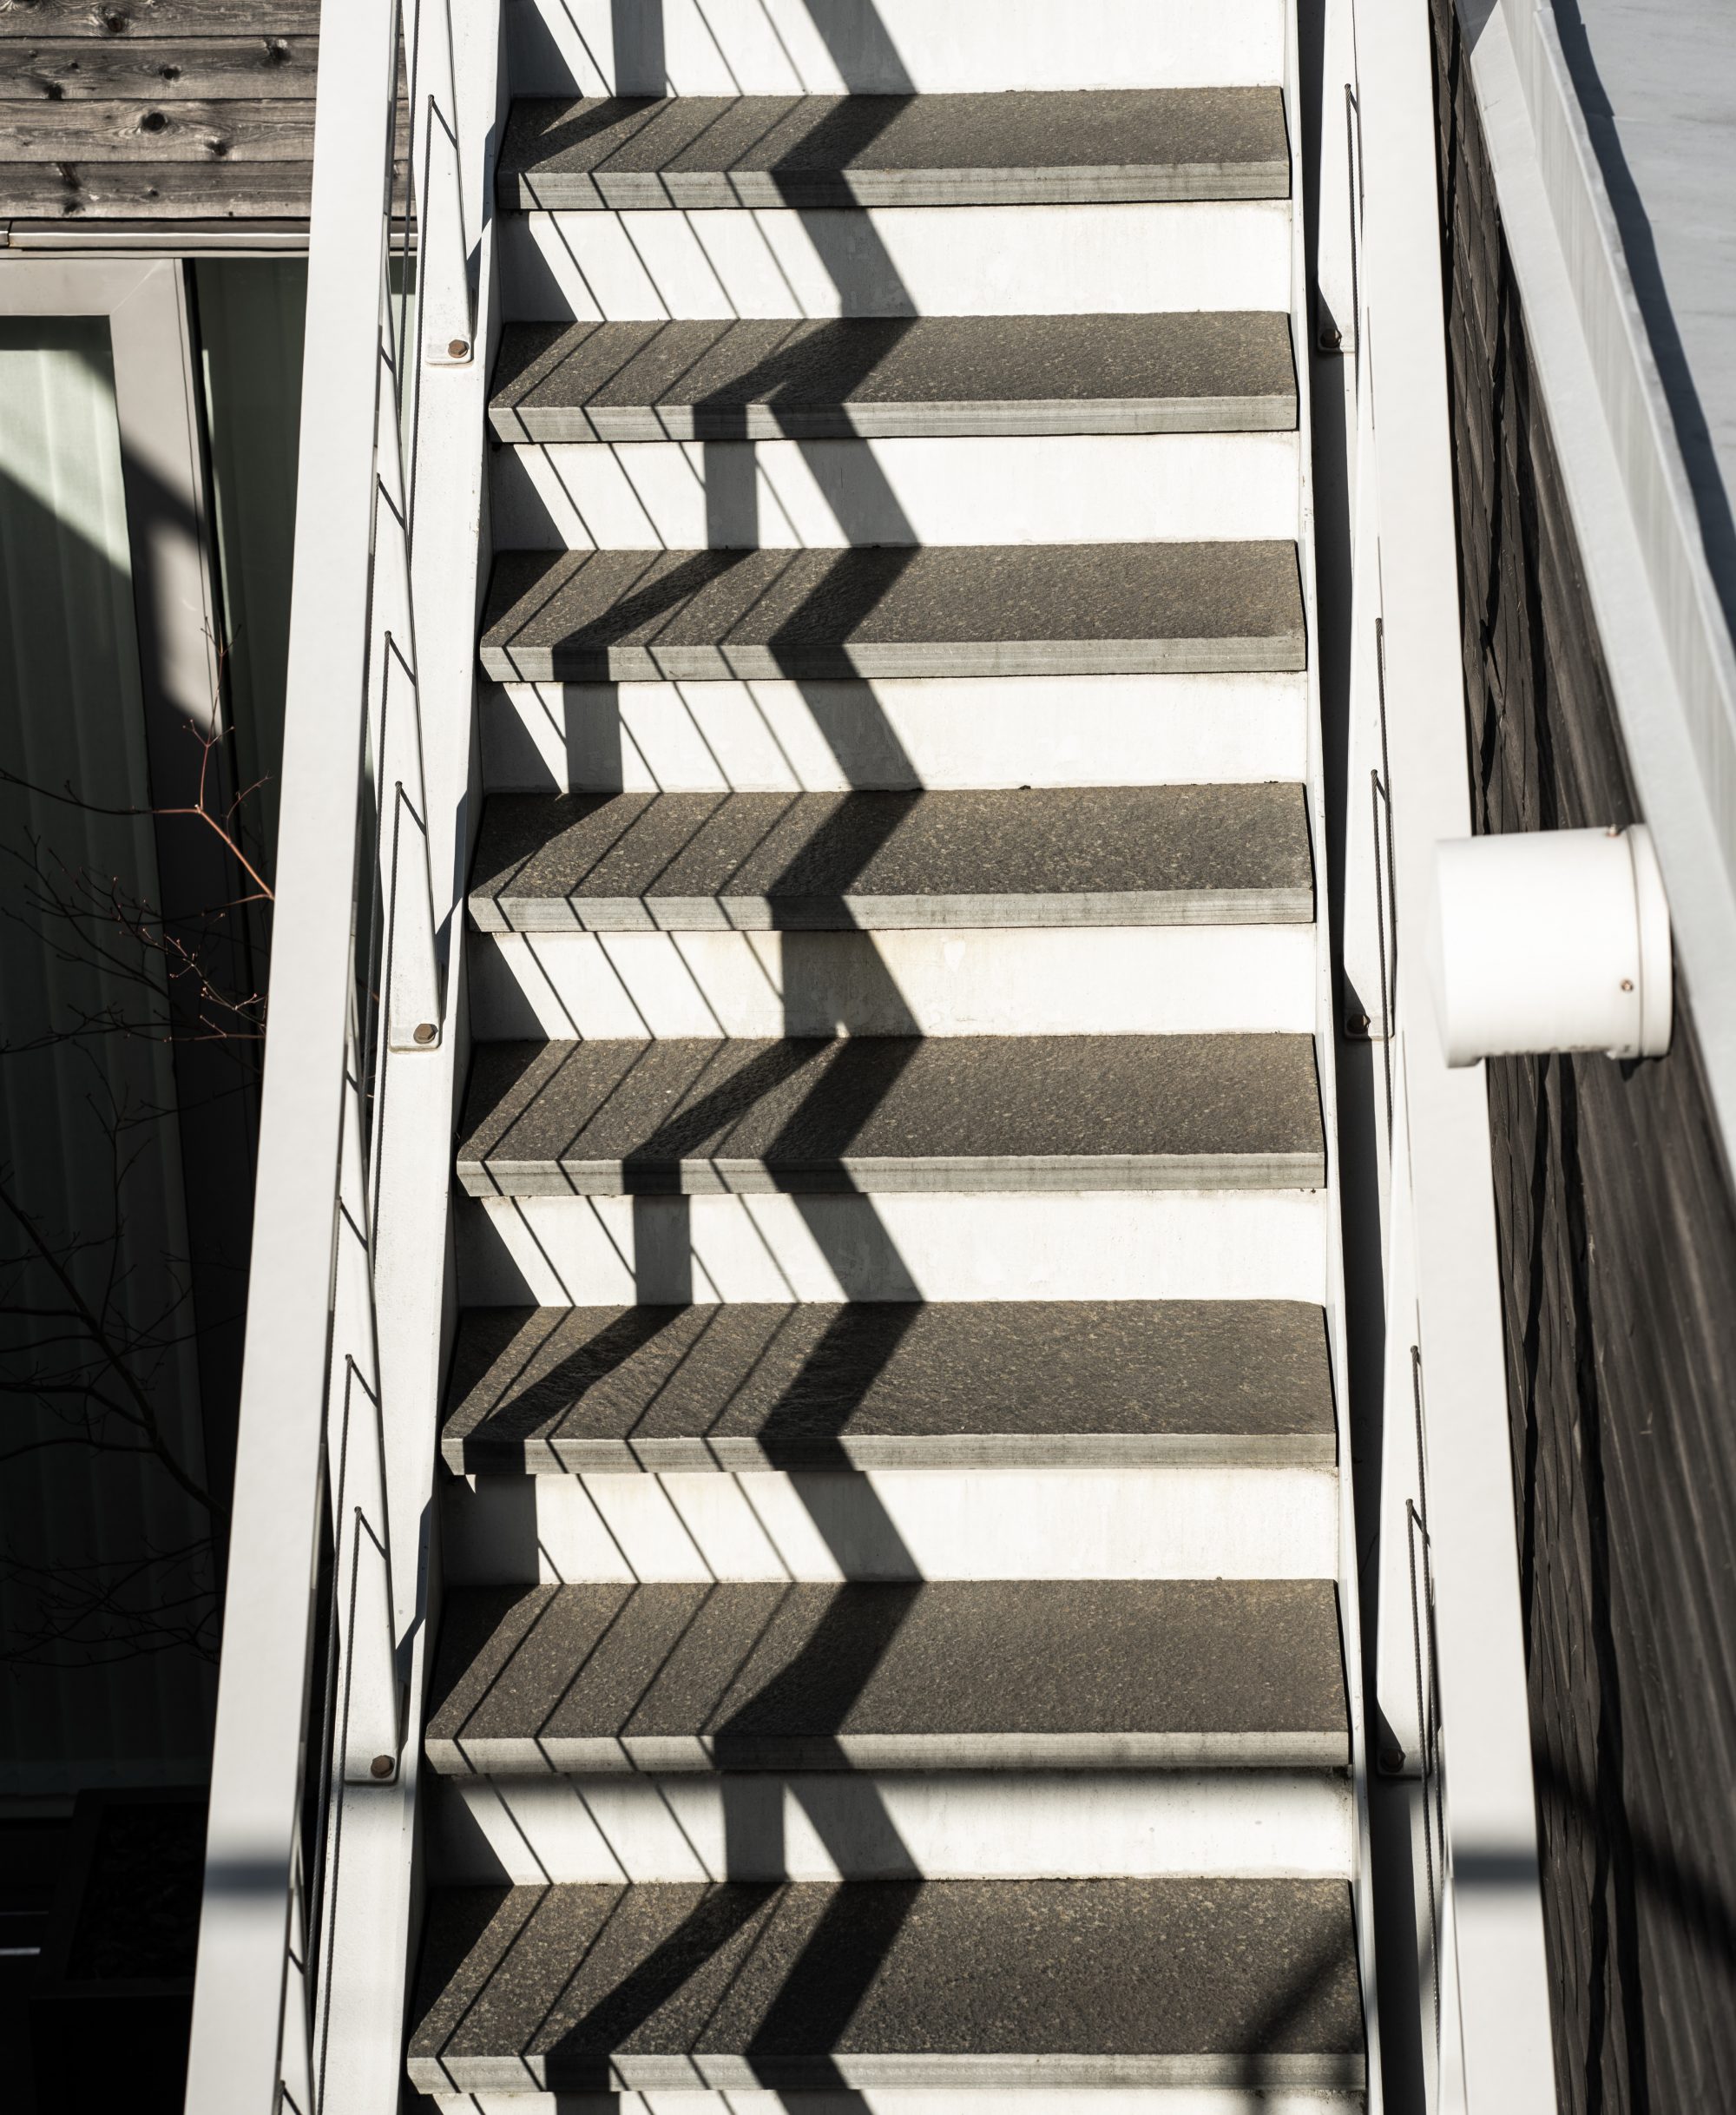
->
[1,3,320,224]
[1,101,313,158]
[1,3,318,29]
[2,160,315,215]
[0,37,316,100]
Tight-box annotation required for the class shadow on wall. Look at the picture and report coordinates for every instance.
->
[1546,0,1736,647]
[1502,1039,1736,2115]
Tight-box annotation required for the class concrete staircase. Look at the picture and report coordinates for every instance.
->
[409,3,1364,2105]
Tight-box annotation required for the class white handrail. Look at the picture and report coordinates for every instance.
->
[184,1,459,2104]
[1345,1,1561,2107]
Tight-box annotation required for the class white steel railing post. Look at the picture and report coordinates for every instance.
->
[415,0,475,366]
[1342,2,1561,2109]
[327,1035,401,1786]
[183,0,456,2105]
[367,298,444,1053]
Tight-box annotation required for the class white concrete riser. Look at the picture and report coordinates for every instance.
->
[434,2091,1354,2115]
[490,433,1301,550]
[439,1465,1339,1585]
[467,928,1318,1041]
[500,204,1291,323]
[428,1770,1352,1886]
[480,675,1310,794]
[506,0,1284,96]
[456,1189,1328,1308]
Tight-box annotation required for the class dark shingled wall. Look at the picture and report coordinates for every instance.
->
[1431,0,1736,2108]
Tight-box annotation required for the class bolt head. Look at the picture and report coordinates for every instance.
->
[1621,978,1634,992]
[370,1754,395,1780]
[413,1021,437,1045]
[447,337,470,359]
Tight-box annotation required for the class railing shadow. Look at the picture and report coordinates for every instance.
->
[1549,0,1736,644]
[437,3,1042,2104]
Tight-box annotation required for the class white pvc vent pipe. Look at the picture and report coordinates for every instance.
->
[1429,825,1672,1064]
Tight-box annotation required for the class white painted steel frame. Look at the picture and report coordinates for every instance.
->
[2,227,312,255]
[185,0,505,2100]
[311,0,503,2106]
[183,3,417,2106]
[1279,3,1384,2108]
[1344,1,1559,2110]
[0,260,227,785]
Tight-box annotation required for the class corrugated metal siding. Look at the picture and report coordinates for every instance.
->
[0,317,215,1791]
[1433,1,1736,2105]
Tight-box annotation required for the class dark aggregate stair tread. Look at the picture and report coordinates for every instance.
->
[469,786,1315,933]
[441,1299,1338,1473]
[456,1033,1326,1198]
[496,89,1292,211]
[480,543,1307,683]
[407,1877,1364,2093]
[489,313,1299,442]
[425,1578,1351,1775]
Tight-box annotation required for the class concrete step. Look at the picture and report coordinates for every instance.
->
[501,198,1292,321]
[508,1,1285,99]
[456,1034,1325,1198]
[490,313,1298,441]
[480,671,1310,794]
[442,1300,1335,1473]
[407,1877,1364,2094]
[498,91,1290,211]
[426,1578,1349,1775]
[429,1766,1355,1884]
[479,544,1306,683]
[490,431,1299,551]
[470,787,1313,933]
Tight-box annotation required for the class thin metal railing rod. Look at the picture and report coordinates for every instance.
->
[184,3,406,2108]
[1408,1498,1443,2046]
[413,0,474,369]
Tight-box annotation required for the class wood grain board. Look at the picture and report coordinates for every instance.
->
[0,3,318,30]
[0,37,316,100]
[1,3,319,221]
[1,101,312,158]
[1,158,316,214]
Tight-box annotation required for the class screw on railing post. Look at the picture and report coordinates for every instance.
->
[418,53,473,367]
[385,780,442,1052]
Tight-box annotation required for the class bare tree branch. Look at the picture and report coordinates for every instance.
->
[0,715,268,1670]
